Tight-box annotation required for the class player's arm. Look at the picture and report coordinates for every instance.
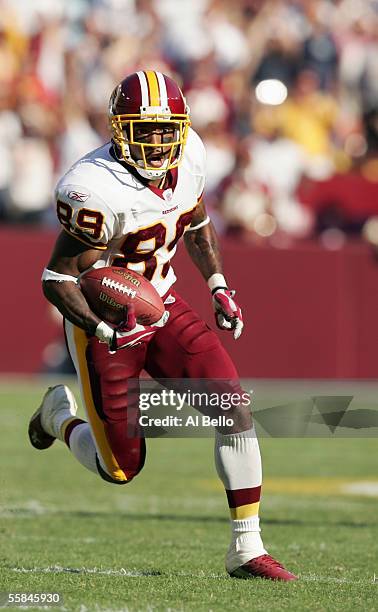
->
[42,230,103,335]
[183,200,223,280]
[43,231,165,350]
[44,185,142,349]
[184,201,244,339]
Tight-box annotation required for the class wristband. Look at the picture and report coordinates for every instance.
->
[207,273,227,293]
[41,268,78,283]
[185,216,210,232]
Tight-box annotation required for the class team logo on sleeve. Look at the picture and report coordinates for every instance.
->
[68,190,90,202]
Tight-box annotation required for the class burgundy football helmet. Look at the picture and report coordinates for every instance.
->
[108,71,191,180]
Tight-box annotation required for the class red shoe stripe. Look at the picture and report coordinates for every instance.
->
[230,555,298,581]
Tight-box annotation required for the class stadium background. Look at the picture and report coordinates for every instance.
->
[1,0,378,378]
[1,2,378,610]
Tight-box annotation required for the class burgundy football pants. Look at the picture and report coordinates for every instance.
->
[65,290,240,484]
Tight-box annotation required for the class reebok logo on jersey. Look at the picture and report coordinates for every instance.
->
[162,205,178,214]
[68,190,89,202]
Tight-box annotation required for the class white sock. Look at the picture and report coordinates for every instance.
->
[214,428,262,489]
[215,428,267,569]
[68,423,98,475]
[53,410,76,442]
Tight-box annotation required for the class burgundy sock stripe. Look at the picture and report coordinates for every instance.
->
[226,485,261,508]
[64,418,86,447]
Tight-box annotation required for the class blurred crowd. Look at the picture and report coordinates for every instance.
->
[1,0,378,246]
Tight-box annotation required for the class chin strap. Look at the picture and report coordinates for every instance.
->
[111,141,175,181]
[134,164,168,181]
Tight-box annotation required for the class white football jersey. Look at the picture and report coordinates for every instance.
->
[55,128,206,296]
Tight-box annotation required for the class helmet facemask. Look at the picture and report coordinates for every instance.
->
[110,109,191,180]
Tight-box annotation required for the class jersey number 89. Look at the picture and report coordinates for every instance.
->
[113,208,195,280]
[57,201,196,281]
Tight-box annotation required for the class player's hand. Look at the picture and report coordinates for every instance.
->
[116,304,137,333]
[212,288,244,340]
[95,305,169,352]
[111,307,169,352]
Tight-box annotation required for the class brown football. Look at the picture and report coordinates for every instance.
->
[79,266,165,326]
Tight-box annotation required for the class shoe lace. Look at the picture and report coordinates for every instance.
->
[256,555,283,569]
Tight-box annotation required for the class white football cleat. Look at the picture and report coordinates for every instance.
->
[28,385,78,450]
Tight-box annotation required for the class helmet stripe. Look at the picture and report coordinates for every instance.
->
[136,71,149,107]
[156,72,168,108]
[144,70,160,106]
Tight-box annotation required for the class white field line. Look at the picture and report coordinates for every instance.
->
[11,565,161,577]
[10,566,378,585]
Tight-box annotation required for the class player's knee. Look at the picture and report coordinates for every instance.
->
[96,455,145,485]
[229,403,253,432]
[123,460,145,482]
[215,402,253,434]
[96,438,146,484]
[99,467,143,485]
[117,439,146,481]
[96,455,129,485]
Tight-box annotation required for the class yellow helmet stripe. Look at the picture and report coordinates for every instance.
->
[145,70,160,106]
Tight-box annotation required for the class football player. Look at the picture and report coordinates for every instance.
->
[29,71,296,581]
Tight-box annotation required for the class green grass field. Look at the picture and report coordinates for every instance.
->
[1,379,377,611]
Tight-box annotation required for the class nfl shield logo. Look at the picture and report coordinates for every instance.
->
[163,189,173,202]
